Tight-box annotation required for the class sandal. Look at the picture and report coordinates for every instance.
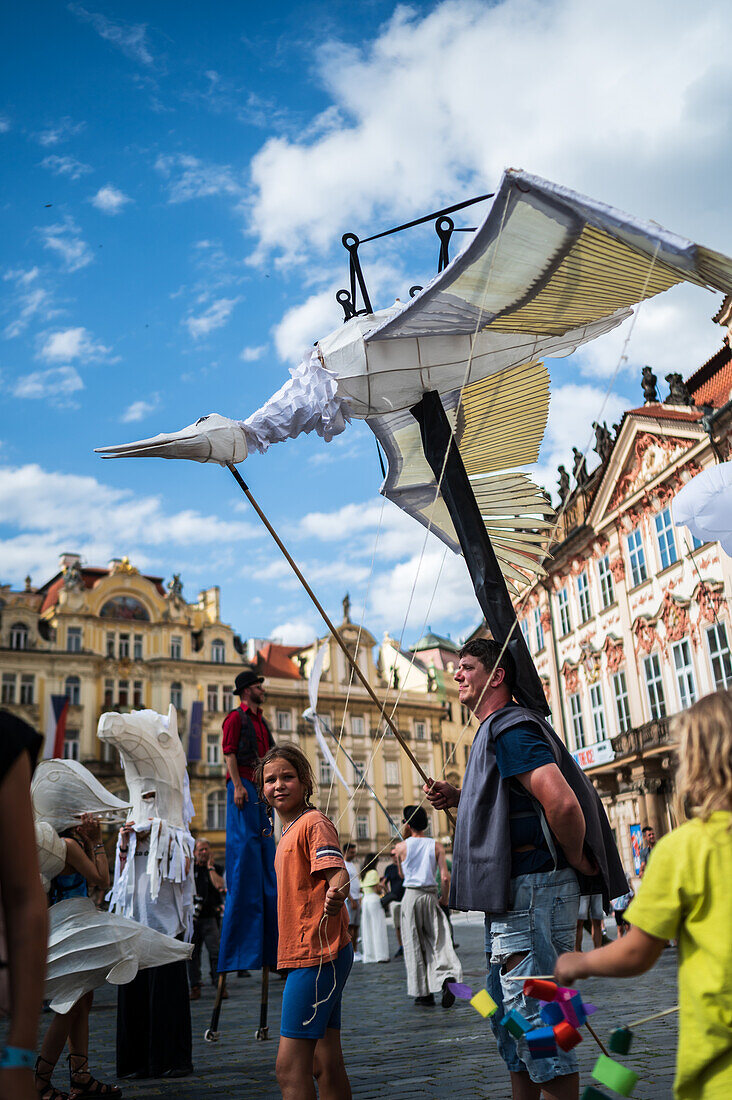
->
[35,1055,69,1100]
[68,1055,122,1098]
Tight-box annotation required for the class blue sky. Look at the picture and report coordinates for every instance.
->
[2,0,731,648]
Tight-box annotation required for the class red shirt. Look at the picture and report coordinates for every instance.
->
[221,704,271,783]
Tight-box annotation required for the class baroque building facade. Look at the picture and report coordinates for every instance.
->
[0,553,247,850]
[514,311,732,880]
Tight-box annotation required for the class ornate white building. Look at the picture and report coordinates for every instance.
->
[515,310,732,879]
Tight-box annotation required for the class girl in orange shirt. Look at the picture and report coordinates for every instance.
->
[256,745,353,1100]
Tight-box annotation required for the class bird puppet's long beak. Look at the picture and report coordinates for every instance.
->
[95,413,248,465]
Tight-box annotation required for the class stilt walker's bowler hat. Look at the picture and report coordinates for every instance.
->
[234,670,264,695]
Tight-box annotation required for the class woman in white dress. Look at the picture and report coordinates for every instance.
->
[359,853,390,963]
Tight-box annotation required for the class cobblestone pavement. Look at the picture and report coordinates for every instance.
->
[17,915,679,1099]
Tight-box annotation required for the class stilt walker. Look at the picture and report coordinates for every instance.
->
[214,670,278,1040]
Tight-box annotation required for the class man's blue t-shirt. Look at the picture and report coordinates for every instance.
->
[494,724,568,877]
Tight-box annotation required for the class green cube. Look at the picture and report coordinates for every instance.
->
[592,1053,639,1096]
[581,1088,612,1100]
[609,1026,634,1054]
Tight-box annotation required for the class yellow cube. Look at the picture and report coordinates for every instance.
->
[470,989,498,1018]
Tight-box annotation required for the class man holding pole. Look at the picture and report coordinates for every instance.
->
[425,638,625,1100]
[217,670,278,977]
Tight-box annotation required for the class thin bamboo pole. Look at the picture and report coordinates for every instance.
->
[227,464,456,827]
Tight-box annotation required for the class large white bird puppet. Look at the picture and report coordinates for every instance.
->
[98,168,732,713]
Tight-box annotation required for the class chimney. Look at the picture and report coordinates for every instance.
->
[59,552,81,570]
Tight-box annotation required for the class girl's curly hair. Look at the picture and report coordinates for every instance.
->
[672,690,732,821]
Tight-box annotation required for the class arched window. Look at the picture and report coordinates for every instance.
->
[170,682,183,710]
[64,675,81,706]
[100,596,150,621]
[9,622,28,650]
[206,789,227,831]
[211,638,225,664]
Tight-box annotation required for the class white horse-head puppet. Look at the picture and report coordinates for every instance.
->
[31,758,131,834]
[97,705,190,831]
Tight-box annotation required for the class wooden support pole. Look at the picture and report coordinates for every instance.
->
[227,464,455,827]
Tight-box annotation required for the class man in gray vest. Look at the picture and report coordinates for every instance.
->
[425,639,625,1100]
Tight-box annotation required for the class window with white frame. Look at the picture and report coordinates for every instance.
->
[276,710,292,732]
[106,632,115,658]
[170,635,182,661]
[414,720,426,741]
[63,728,80,761]
[211,638,226,664]
[222,687,234,713]
[206,790,227,830]
[67,626,82,653]
[355,814,370,841]
[644,654,666,720]
[118,680,129,707]
[577,572,592,622]
[19,674,34,705]
[207,684,219,712]
[64,675,80,706]
[597,556,615,609]
[557,588,571,635]
[569,693,585,750]
[351,715,365,737]
[133,633,143,660]
[353,760,366,784]
[672,639,697,709]
[384,759,400,786]
[589,683,606,742]
[170,682,182,710]
[706,623,732,690]
[133,680,143,708]
[118,633,130,659]
[206,733,220,765]
[613,670,631,733]
[533,607,545,650]
[654,507,678,569]
[626,528,648,587]
[318,756,333,785]
[1,673,16,704]
[104,678,114,707]
[10,622,28,650]
[520,618,531,650]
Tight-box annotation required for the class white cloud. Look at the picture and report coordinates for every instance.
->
[90,184,132,214]
[12,366,84,400]
[530,381,629,502]
[36,117,85,147]
[121,397,158,423]
[155,154,243,204]
[40,154,92,180]
[184,297,238,339]
[240,344,267,362]
[39,217,92,272]
[3,269,58,339]
[68,4,153,66]
[274,289,342,362]
[0,461,262,587]
[38,326,109,363]
[269,618,319,646]
[246,0,732,264]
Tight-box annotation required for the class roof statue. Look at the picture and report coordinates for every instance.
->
[557,465,571,504]
[96,168,732,721]
[592,421,613,464]
[642,365,659,404]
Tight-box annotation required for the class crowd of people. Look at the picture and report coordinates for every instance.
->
[0,636,731,1100]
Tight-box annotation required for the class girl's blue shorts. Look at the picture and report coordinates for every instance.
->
[280,943,354,1040]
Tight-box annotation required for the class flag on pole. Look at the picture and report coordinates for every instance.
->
[44,694,69,759]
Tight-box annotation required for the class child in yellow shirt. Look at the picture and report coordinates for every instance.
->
[555,690,732,1100]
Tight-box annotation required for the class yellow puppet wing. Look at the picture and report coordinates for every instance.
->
[367,360,553,593]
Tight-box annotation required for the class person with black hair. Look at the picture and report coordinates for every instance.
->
[392,806,461,1007]
[424,638,625,1099]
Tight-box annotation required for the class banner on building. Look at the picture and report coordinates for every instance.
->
[571,739,615,771]
[44,694,69,759]
[187,700,204,761]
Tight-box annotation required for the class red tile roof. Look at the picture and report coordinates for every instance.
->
[255,642,303,680]
[625,404,703,424]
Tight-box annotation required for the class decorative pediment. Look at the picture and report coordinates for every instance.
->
[610,432,693,511]
[579,643,602,684]
[602,635,625,673]
[692,580,725,624]
[561,661,579,694]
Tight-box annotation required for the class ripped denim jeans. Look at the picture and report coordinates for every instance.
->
[485,867,580,1084]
